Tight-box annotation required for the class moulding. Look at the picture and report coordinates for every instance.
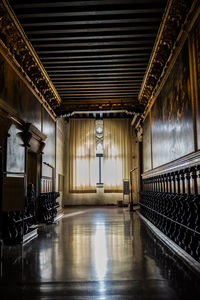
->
[69,190,97,194]
[25,123,47,142]
[142,151,200,179]
[139,0,200,121]
[0,98,24,127]
[0,0,61,117]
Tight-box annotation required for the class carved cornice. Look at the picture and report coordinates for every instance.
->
[139,0,199,117]
[17,123,47,153]
[57,100,144,116]
[0,0,61,115]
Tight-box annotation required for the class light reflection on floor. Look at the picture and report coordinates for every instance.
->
[94,222,107,280]
[94,221,107,298]
[0,208,200,300]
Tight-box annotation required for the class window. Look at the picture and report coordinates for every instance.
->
[96,120,103,184]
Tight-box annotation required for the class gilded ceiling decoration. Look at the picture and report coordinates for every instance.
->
[139,0,197,110]
[0,0,61,114]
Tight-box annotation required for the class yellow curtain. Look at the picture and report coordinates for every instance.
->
[103,119,132,192]
[69,119,97,192]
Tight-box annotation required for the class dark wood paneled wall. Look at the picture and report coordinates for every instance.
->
[141,11,200,263]
[194,17,200,149]
[0,52,56,178]
[143,113,152,172]
[150,43,194,169]
[42,109,56,178]
[0,54,42,131]
[142,17,200,170]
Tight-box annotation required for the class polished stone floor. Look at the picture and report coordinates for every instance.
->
[0,207,200,299]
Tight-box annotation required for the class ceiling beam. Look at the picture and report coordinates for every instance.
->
[21,17,161,27]
[37,47,152,54]
[30,33,156,42]
[49,72,145,77]
[42,58,149,64]
[61,96,139,99]
[60,98,139,102]
[18,8,163,19]
[59,91,139,95]
[13,0,165,9]
[55,83,142,87]
[52,81,143,86]
[40,53,150,60]
[26,25,158,35]
[47,68,146,74]
[44,63,147,69]
[57,87,140,91]
[33,40,154,48]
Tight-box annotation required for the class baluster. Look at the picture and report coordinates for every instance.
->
[160,175,162,192]
[157,176,159,192]
[172,172,176,193]
[155,177,157,192]
[158,176,161,192]
[150,177,153,192]
[162,175,165,192]
[165,174,168,193]
[159,176,161,192]
[196,165,200,195]
[175,171,180,194]
[150,178,152,192]
[185,168,191,195]
[180,170,185,194]
[168,173,172,193]
[191,166,198,195]
[152,177,155,192]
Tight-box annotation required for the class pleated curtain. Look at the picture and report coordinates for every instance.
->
[69,119,97,192]
[103,119,132,192]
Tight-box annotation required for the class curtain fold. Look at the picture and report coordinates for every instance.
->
[103,119,132,192]
[69,119,97,192]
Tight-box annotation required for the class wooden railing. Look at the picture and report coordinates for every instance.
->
[140,154,200,262]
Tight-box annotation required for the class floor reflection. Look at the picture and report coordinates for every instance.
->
[0,208,200,300]
[94,222,107,280]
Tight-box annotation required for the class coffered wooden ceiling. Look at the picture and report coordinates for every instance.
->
[9,0,167,115]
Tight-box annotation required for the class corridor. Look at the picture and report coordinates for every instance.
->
[0,208,200,299]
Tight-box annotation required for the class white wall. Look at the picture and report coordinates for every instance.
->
[56,118,66,209]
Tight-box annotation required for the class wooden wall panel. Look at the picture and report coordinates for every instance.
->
[195,17,200,149]
[143,113,152,172]
[2,177,24,211]
[0,52,56,186]
[151,43,194,168]
[42,109,56,177]
[0,53,42,131]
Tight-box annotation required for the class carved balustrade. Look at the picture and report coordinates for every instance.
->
[140,165,200,262]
